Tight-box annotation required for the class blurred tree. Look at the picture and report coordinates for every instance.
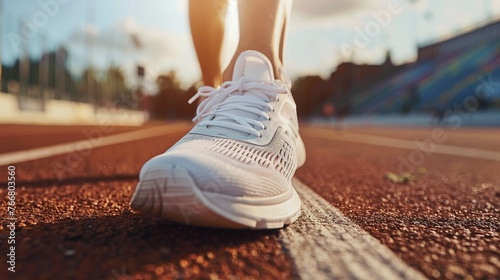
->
[80,68,100,106]
[0,48,76,100]
[152,71,196,120]
[292,75,326,118]
[154,71,182,120]
[103,66,127,107]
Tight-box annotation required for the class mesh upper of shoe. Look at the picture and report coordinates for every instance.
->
[141,132,297,198]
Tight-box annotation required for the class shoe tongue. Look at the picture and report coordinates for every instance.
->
[232,51,275,82]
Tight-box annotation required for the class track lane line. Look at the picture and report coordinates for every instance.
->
[283,178,427,280]
[303,127,500,161]
[0,123,190,166]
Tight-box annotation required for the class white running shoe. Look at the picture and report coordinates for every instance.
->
[130,51,306,229]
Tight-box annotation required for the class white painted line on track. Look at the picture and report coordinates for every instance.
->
[0,123,190,166]
[281,178,427,280]
[303,127,500,161]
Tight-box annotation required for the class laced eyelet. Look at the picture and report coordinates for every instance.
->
[258,133,263,138]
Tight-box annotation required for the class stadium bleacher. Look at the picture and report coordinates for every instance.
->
[348,21,500,115]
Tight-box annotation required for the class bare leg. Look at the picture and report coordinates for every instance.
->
[223,0,290,80]
[189,0,228,87]
[279,0,293,67]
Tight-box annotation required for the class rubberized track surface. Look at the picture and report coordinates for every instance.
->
[0,123,498,279]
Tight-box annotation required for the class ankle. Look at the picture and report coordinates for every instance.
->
[203,74,222,88]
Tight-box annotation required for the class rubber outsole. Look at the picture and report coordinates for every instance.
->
[130,164,301,229]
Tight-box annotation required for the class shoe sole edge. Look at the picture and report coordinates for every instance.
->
[130,164,301,229]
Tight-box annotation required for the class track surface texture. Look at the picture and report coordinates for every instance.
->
[0,123,498,280]
[296,126,499,280]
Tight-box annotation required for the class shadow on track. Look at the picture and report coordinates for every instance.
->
[7,213,292,279]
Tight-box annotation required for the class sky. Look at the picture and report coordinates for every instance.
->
[1,0,500,88]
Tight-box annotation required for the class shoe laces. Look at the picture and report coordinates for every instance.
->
[188,77,288,137]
